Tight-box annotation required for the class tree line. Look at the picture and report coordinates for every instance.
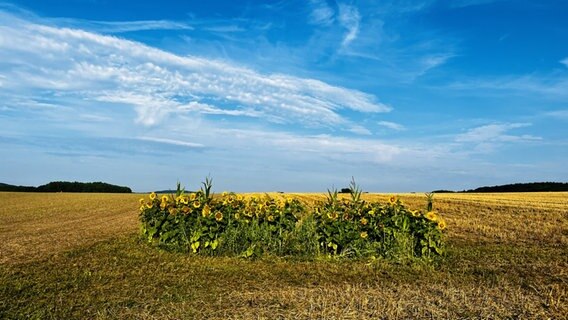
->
[0,181,132,193]
[433,182,568,193]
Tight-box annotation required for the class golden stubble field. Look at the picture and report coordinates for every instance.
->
[1,191,567,319]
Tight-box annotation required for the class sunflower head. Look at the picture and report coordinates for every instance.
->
[438,220,447,230]
[389,195,397,204]
[426,211,437,221]
[214,211,223,221]
[193,200,201,208]
[149,192,157,200]
[202,204,211,217]
[360,217,368,225]
[360,231,368,239]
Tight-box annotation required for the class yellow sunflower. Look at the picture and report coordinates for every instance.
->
[411,210,420,217]
[161,195,169,203]
[214,211,223,221]
[360,217,368,225]
[438,220,447,230]
[139,198,145,205]
[327,211,339,220]
[360,231,368,239]
[182,206,191,214]
[389,195,397,204]
[149,192,157,200]
[189,193,196,201]
[267,215,275,222]
[202,204,211,217]
[426,211,437,221]
[193,200,201,208]
[368,209,375,216]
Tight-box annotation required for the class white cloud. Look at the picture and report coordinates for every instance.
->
[561,57,568,68]
[447,76,568,99]
[544,109,568,120]
[308,0,335,26]
[378,121,406,131]
[137,136,204,148]
[52,18,194,33]
[338,3,360,48]
[455,123,541,143]
[0,11,389,130]
[348,125,372,135]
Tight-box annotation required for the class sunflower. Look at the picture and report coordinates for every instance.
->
[360,231,368,239]
[214,211,223,221]
[146,202,153,209]
[360,217,368,225]
[193,200,201,208]
[182,206,191,214]
[202,204,211,217]
[161,195,169,203]
[327,211,339,220]
[368,209,375,216]
[189,193,196,201]
[267,215,275,222]
[411,210,420,217]
[139,198,145,205]
[389,195,397,204]
[149,192,157,200]
[234,212,240,220]
[139,205,145,212]
[180,197,189,205]
[168,207,177,215]
[426,211,437,221]
[438,220,447,230]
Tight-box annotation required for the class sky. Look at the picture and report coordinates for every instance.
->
[0,0,567,192]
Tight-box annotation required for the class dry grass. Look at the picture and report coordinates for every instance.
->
[1,191,567,319]
[0,192,140,264]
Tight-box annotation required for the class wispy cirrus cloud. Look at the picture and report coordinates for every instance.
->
[0,11,390,131]
[308,0,335,26]
[337,3,360,48]
[51,18,194,33]
[456,123,540,144]
[446,75,568,99]
[378,121,406,131]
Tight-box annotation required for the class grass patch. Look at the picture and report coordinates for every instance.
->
[1,192,566,318]
[1,234,566,319]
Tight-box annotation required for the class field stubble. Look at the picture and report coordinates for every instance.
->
[1,191,567,319]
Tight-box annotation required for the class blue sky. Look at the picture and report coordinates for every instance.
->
[0,0,567,192]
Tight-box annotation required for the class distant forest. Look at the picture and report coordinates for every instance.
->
[433,182,568,193]
[0,181,132,193]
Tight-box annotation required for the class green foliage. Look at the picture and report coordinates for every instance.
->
[138,179,446,261]
[0,181,132,193]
